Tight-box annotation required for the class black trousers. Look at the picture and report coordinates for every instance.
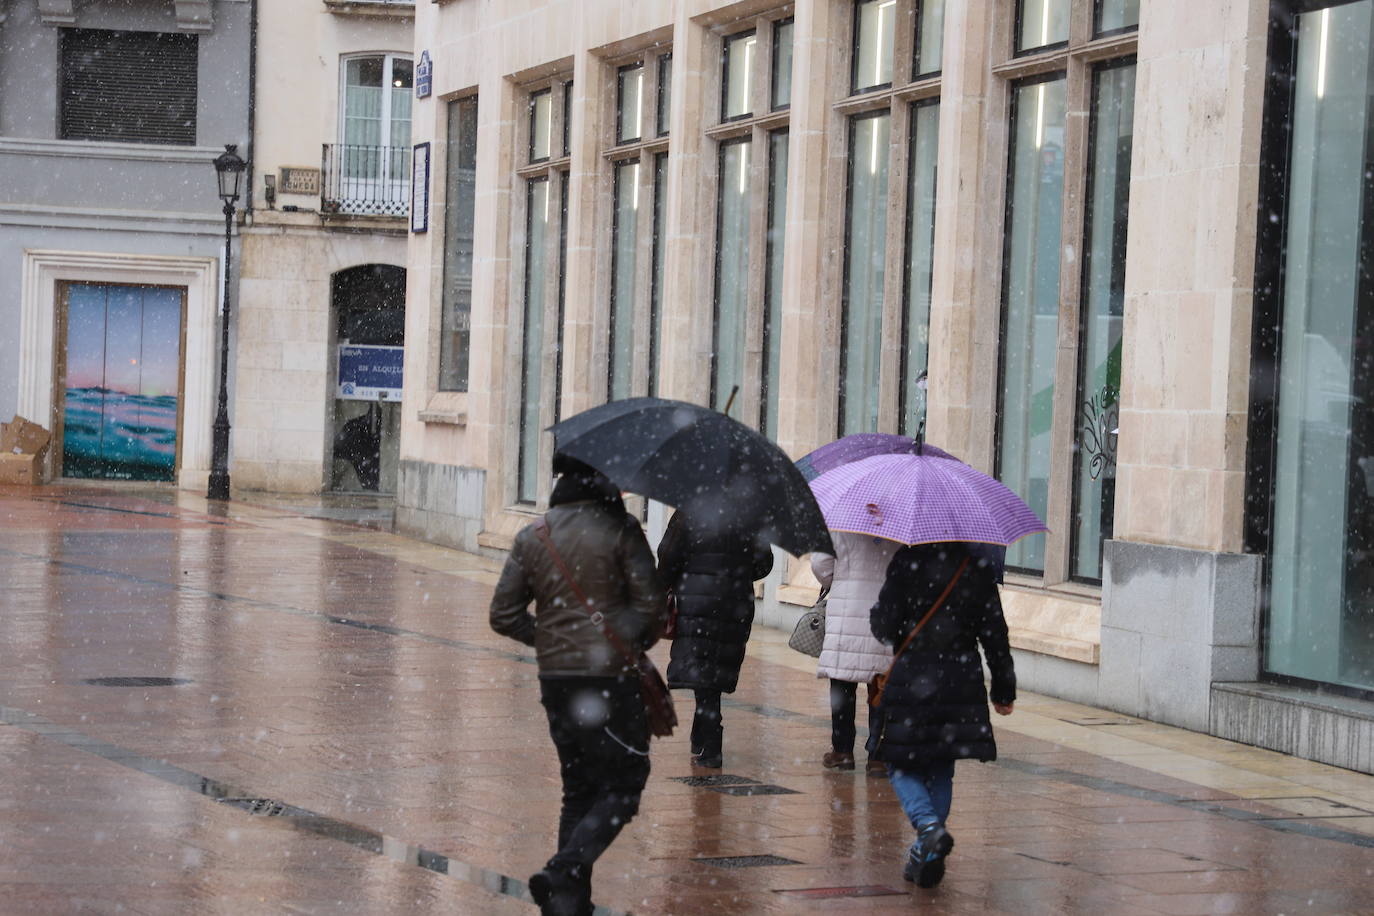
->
[690,688,723,757]
[829,678,877,755]
[539,676,651,875]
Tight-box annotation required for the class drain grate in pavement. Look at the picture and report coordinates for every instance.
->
[670,774,759,788]
[709,783,800,797]
[82,676,191,687]
[216,797,316,817]
[1059,716,1139,726]
[774,886,907,899]
[694,854,802,869]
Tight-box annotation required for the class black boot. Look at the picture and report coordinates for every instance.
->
[528,863,589,916]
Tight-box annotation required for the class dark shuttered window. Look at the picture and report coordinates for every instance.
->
[60,29,198,145]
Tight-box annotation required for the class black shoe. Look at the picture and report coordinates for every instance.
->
[528,867,588,916]
[913,825,954,889]
[691,751,722,768]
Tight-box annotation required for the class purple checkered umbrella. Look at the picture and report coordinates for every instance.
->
[809,452,1049,546]
[795,433,958,482]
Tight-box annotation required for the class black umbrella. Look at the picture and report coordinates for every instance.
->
[549,397,833,558]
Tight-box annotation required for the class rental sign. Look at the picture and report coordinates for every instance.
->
[338,345,403,401]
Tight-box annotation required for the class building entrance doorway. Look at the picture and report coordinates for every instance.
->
[59,282,185,481]
[330,264,404,493]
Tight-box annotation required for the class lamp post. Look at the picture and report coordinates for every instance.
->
[208,143,245,501]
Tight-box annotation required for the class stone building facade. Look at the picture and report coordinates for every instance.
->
[398,0,1373,773]
[0,0,251,491]
[233,0,414,494]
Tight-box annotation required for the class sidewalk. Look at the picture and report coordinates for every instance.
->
[1,483,1372,915]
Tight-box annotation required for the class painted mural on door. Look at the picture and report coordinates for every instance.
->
[63,284,183,481]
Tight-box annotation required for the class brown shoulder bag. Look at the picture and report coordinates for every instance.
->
[869,557,970,709]
[533,518,678,738]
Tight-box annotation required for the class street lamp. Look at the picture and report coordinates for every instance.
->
[208,143,245,501]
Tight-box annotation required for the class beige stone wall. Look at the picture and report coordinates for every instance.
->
[1113,0,1267,554]
[235,214,408,492]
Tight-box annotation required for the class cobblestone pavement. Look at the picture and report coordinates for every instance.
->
[2,484,1373,915]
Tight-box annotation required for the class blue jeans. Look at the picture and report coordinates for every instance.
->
[887,760,955,831]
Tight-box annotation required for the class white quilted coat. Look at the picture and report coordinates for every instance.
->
[812,532,900,683]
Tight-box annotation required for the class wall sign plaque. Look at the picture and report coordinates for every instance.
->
[279,167,320,195]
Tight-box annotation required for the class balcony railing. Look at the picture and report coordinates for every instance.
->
[321,143,410,218]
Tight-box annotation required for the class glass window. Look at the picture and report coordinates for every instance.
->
[1071,62,1134,582]
[772,18,795,110]
[657,54,673,136]
[712,138,752,410]
[649,152,668,396]
[915,0,946,76]
[1267,0,1374,693]
[900,101,939,437]
[1095,0,1140,35]
[853,0,896,93]
[609,161,640,400]
[762,129,789,440]
[529,89,552,162]
[999,76,1066,572]
[518,178,551,502]
[617,65,644,144]
[1017,0,1070,53]
[840,111,891,434]
[723,31,757,120]
[439,97,478,392]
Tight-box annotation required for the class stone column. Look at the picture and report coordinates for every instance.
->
[1100,0,1269,731]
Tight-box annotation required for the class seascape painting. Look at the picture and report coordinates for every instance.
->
[62,284,182,482]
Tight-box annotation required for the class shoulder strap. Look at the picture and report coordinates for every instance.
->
[533,516,639,668]
[882,555,970,672]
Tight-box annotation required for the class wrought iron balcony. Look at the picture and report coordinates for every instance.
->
[321,143,410,218]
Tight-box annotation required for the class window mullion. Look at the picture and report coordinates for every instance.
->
[893,0,917,88]
[879,100,912,433]
[744,123,770,429]
[1043,56,1093,586]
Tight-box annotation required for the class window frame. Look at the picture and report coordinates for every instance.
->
[832,0,945,439]
[602,46,673,405]
[990,1,1139,586]
[512,75,574,507]
[704,12,795,430]
[339,51,415,148]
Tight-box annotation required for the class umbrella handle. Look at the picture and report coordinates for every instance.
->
[723,385,740,416]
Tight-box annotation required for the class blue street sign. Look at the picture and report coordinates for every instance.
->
[416,50,433,99]
[338,345,404,401]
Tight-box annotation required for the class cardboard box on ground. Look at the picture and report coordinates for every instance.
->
[0,416,51,485]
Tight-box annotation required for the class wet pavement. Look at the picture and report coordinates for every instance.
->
[2,484,1374,915]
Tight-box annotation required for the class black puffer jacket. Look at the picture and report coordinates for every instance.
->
[658,512,773,693]
[866,542,1015,765]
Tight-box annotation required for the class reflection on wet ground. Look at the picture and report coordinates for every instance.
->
[1,484,1373,914]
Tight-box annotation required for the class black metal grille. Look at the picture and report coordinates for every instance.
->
[217,797,315,817]
[322,144,410,217]
[82,677,190,687]
[694,854,802,869]
[60,29,198,145]
[709,784,800,797]
[670,774,758,788]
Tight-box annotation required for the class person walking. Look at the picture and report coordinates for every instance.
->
[810,532,901,773]
[657,508,773,768]
[867,541,1016,890]
[489,455,667,916]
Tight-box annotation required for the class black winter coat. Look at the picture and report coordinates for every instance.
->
[866,543,1015,766]
[658,513,773,693]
